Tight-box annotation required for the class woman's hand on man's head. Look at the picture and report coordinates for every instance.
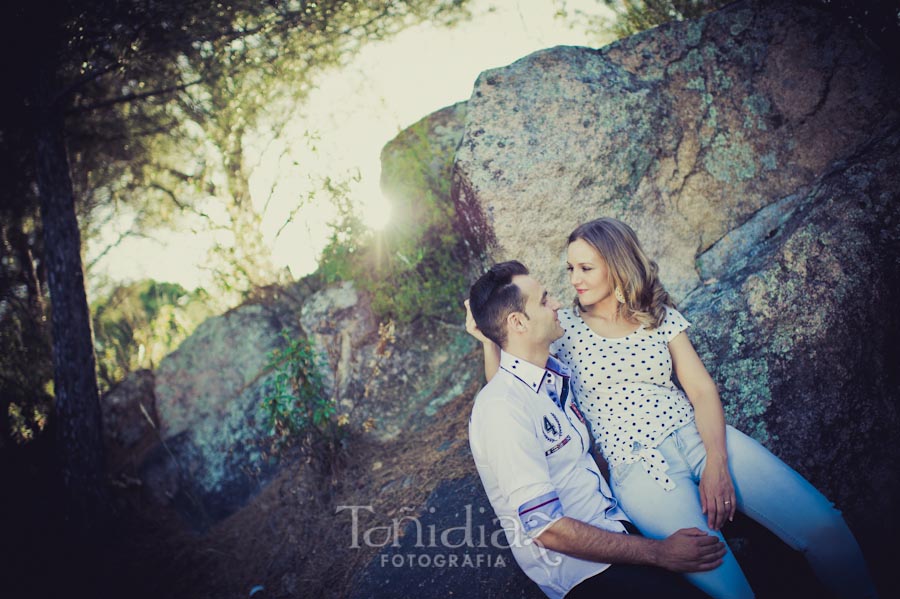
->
[464,299,493,346]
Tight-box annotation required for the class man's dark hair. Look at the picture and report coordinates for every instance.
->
[469,261,529,348]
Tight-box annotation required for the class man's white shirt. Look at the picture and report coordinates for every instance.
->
[469,350,630,599]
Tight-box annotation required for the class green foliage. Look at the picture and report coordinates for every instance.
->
[260,330,347,471]
[553,0,727,43]
[7,402,49,445]
[318,111,469,324]
[316,175,370,285]
[91,280,215,392]
[363,229,469,324]
[0,303,53,445]
[0,211,53,447]
[605,0,728,37]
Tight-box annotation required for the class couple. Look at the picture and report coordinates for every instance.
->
[465,218,877,598]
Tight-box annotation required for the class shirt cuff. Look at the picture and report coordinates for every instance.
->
[518,491,564,538]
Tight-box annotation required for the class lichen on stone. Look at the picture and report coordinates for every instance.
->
[728,9,754,37]
[686,76,706,91]
[703,132,758,182]
[685,20,704,47]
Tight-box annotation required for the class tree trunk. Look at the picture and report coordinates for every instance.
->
[33,98,108,534]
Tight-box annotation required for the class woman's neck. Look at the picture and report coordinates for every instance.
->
[581,297,620,322]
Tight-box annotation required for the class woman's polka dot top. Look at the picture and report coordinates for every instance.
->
[550,305,695,490]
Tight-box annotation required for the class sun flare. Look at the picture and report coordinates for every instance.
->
[361,194,392,232]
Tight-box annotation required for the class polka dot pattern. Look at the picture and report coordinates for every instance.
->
[550,306,695,490]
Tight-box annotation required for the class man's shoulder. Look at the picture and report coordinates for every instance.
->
[470,374,537,449]
[471,371,529,421]
[473,371,518,407]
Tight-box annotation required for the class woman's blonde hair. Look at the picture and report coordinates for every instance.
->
[567,217,673,329]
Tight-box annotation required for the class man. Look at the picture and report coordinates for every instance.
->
[466,261,724,599]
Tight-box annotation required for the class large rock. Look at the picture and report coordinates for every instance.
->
[146,300,300,528]
[452,0,898,301]
[682,129,900,544]
[302,281,478,442]
[380,102,468,236]
[301,281,376,403]
[375,101,475,323]
[448,0,899,583]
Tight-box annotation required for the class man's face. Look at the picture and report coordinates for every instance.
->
[512,275,564,345]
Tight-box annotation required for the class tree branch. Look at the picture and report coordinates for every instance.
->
[55,58,123,105]
[68,77,205,114]
[86,229,153,271]
[260,145,290,219]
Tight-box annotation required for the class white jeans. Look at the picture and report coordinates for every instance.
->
[609,423,877,599]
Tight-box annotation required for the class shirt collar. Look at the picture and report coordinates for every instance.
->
[499,349,570,394]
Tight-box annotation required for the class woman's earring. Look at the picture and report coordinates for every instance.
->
[614,286,626,304]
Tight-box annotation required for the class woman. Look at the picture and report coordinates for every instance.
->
[466,217,877,598]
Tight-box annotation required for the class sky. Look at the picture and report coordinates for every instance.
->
[85,0,614,294]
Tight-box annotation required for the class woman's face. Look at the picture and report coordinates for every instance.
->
[567,238,614,308]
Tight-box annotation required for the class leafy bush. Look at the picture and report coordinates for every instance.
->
[260,330,347,474]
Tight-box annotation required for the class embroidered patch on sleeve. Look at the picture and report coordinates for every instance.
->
[541,413,563,442]
[517,491,563,535]
[545,434,571,456]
